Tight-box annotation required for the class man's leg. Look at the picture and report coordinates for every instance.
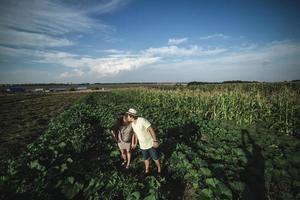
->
[153,159,161,173]
[141,149,151,173]
[149,148,161,173]
[144,159,150,173]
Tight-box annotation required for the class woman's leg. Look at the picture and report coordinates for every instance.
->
[125,150,131,168]
[120,149,127,164]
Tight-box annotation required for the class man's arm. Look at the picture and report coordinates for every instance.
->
[147,126,159,148]
[131,131,137,149]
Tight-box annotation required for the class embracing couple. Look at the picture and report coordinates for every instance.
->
[111,108,161,175]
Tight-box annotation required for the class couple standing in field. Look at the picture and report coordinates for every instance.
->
[111,108,161,176]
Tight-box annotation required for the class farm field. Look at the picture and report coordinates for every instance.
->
[0,83,300,200]
[0,93,88,158]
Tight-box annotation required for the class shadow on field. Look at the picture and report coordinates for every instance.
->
[160,122,201,200]
[241,129,267,200]
[80,121,114,173]
[161,123,201,158]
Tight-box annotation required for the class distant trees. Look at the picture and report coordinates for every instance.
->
[187,80,259,86]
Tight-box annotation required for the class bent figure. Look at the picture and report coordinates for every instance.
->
[111,113,136,169]
[126,108,161,175]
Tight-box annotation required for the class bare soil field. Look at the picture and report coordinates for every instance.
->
[0,93,88,158]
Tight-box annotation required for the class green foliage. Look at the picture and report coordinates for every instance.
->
[1,84,299,200]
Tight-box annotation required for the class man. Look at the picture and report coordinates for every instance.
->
[126,108,161,175]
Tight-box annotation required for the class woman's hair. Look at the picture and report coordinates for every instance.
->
[125,113,138,120]
[112,115,125,132]
[117,116,124,126]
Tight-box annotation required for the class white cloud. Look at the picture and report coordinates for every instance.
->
[2,36,299,81]
[60,69,84,78]
[34,51,78,65]
[240,43,258,50]
[170,40,300,70]
[168,37,188,45]
[145,45,199,56]
[85,0,130,15]
[31,44,227,76]
[218,40,300,65]
[0,69,54,84]
[0,0,101,35]
[0,29,73,47]
[34,50,161,76]
[0,43,226,77]
[101,49,127,54]
[200,33,230,40]
[88,56,161,76]
[201,48,228,56]
[0,0,114,48]
[0,46,34,57]
[141,41,300,82]
[35,41,300,73]
[144,45,227,57]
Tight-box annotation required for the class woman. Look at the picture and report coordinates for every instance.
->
[111,113,137,169]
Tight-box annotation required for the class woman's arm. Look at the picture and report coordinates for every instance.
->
[111,130,118,142]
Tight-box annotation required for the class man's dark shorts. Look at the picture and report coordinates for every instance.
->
[141,147,160,160]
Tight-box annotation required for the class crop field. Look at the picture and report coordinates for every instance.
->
[0,83,299,200]
[0,93,88,158]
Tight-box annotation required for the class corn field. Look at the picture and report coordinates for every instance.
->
[1,82,299,199]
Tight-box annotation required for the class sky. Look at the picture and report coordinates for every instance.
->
[0,0,300,83]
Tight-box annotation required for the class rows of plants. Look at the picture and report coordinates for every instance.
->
[83,90,300,199]
[0,95,165,199]
[0,93,87,158]
[111,89,299,199]
[127,87,299,135]
[1,86,299,199]
[185,82,300,95]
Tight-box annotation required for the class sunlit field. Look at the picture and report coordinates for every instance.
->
[1,82,299,200]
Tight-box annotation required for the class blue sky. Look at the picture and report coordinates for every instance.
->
[0,0,299,83]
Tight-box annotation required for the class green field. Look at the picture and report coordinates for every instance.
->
[0,83,299,200]
[0,93,88,158]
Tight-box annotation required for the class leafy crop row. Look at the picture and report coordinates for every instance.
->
[1,85,299,199]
